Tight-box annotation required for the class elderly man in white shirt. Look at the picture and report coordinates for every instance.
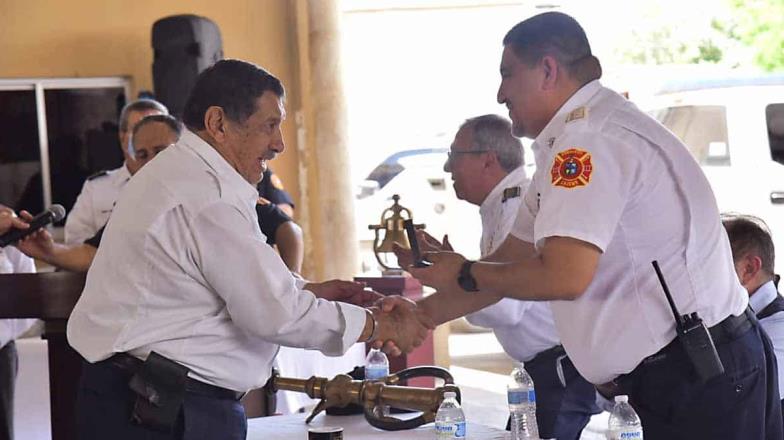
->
[67,60,431,440]
[399,114,598,439]
[0,205,36,440]
[723,214,784,413]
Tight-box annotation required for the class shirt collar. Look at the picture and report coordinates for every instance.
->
[115,164,132,186]
[480,165,527,215]
[534,79,603,157]
[178,129,260,203]
[749,279,779,313]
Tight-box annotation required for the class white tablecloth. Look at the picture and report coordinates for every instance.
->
[275,343,367,413]
[247,412,509,439]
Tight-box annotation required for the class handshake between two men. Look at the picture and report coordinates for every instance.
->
[316,230,476,358]
[302,279,435,357]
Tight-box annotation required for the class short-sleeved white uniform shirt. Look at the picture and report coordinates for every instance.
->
[510,80,747,384]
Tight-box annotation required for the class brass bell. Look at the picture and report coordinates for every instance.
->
[368,194,424,271]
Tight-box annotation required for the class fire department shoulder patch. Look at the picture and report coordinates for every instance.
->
[550,148,593,189]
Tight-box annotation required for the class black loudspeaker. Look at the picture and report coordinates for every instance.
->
[152,15,223,117]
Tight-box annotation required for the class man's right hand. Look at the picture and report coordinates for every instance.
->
[367,301,434,356]
[0,208,28,237]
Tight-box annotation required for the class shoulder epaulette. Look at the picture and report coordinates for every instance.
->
[87,170,109,181]
[566,106,588,124]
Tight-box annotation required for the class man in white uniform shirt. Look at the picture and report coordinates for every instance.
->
[64,98,168,244]
[0,205,36,440]
[401,114,598,439]
[408,12,781,439]
[67,60,430,439]
[723,214,784,417]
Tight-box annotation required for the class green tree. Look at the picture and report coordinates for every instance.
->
[717,0,784,71]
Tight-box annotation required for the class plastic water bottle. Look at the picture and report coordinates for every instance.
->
[435,391,466,439]
[365,348,389,380]
[508,363,539,440]
[365,349,390,416]
[607,395,643,440]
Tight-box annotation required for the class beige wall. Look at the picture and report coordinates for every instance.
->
[0,0,302,206]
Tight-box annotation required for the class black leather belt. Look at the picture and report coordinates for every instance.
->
[529,344,566,365]
[596,307,755,399]
[106,353,245,401]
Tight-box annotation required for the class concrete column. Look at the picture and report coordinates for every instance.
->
[294,0,358,281]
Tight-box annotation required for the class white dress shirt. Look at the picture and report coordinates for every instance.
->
[464,166,561,362]
[65,165,131,245]
[750,280,784,398]
[67,129,367,392]
[510,80,747,384]
[0,247,37,348]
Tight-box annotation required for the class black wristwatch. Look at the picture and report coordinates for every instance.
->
[457,260,479,292]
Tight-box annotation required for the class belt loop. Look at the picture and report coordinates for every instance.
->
[555,354,568,388]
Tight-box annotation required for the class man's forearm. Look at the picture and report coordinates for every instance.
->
[45,244,96,272]
[418,290,502,325]
[473,237,600,301]
[275,222,304,273]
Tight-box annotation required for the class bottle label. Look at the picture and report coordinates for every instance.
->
[365,366,388,380]
[615,429,643,439]
[435,421,466,438]
[507,389,535,404]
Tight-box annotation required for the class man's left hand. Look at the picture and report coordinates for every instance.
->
[306,280,383,307]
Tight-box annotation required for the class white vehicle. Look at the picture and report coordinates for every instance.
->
[354,148,481,273]
[646,73,784,273]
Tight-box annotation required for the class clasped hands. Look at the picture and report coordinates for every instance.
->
[304,279,435,356]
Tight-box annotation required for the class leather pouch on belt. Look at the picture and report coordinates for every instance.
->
[128,351,190,433]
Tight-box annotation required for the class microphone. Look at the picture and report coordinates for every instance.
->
[0,204,66,247]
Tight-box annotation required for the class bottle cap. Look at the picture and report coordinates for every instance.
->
[614,395,629,403]
[444,391,456,399]
[308,426,343,440]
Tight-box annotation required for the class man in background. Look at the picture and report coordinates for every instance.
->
[65,98,168,244]
[723,213,784,415]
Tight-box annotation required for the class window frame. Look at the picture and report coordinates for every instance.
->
[0,77,130,209]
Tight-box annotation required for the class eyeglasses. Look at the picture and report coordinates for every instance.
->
[446,149,492,163]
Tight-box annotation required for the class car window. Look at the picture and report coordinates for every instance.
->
[767,103,784,166]
[651,105,730,166]
[397,152,447,169]
[366,150,447,189]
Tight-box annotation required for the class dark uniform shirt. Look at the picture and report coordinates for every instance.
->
[256,168,295,208]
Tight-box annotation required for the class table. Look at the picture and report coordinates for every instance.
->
[247,413,510,439]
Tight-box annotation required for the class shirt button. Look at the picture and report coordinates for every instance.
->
[735,384,743,393]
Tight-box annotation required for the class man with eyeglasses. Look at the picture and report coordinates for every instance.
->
[399,114,599,439]
[65,99,169,245]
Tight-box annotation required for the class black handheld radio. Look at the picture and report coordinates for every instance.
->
[651,261,724,383]
[403,219,431,268]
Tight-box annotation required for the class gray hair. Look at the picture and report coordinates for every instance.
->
[128,114,183,157]
[119,98,169,132]
[460,114,523,172]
